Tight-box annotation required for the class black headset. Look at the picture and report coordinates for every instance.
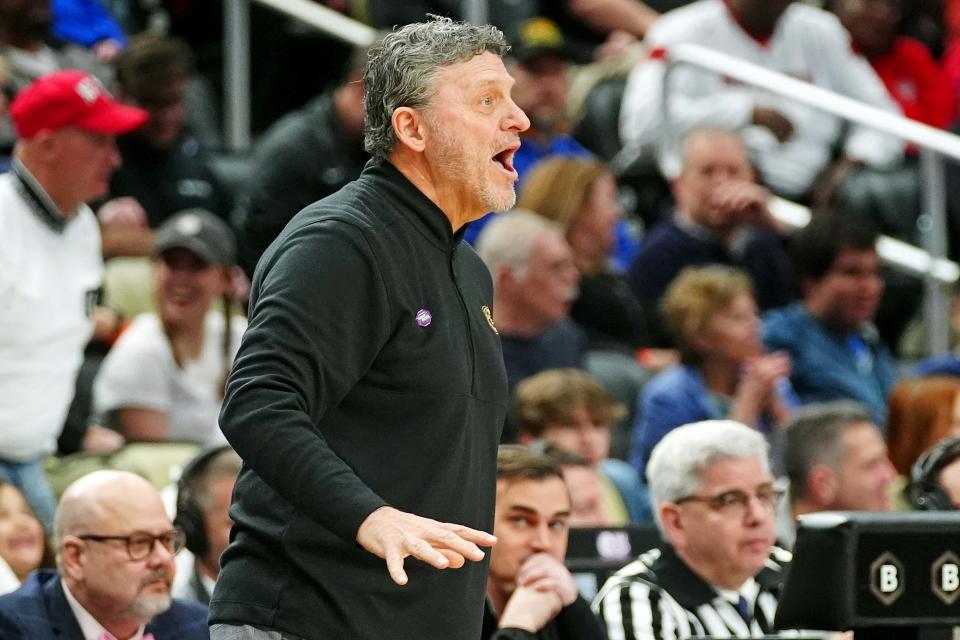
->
[174,445,234,557]
[907,437,960,511]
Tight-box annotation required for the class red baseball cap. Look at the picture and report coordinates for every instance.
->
[9,69,149,139]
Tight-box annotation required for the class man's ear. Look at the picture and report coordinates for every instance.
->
[807,464,838,507]
[59,537,86,582]
[32,129,61,160]
[494,264,518,293]
[391,106,426,153]
[659,503,686,549]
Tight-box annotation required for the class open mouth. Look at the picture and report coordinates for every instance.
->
[492,144,520,178]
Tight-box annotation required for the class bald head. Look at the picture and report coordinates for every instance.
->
[56,471,167,543]
[54,470,179,637]
[680,128,750,171]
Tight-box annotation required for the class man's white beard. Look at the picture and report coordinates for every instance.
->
[125,592,172,622]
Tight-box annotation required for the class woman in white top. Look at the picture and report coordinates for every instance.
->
[94,210,246,445]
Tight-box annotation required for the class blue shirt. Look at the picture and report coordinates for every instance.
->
[630,364,798,481]
[762,303,899,427]
[52,0,127,48]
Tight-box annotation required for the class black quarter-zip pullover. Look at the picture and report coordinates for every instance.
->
[210,160,508,639]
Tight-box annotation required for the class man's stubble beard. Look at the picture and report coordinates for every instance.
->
[431,125,517,214]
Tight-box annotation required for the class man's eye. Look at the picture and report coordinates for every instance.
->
[129,536,152,551]
[716,492,743,508]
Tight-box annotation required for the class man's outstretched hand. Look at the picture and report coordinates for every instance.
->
[356,506,497,586]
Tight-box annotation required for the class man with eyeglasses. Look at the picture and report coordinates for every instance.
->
[593,420,793,638]
[0,470,209,640]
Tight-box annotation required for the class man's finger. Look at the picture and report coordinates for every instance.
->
[406,536,451,570]
[385,546,408,586]
[525,576,559,593]
[439,548,466,569]
[444,524,497,547]
[517,555,560,583]
[517,568,551,586]
[428,528,486,561]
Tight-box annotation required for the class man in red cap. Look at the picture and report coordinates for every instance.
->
[0,69,146,532]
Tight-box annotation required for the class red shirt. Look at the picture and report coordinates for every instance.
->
[869,36,956,130]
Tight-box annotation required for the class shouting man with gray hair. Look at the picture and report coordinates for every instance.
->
[210,15,530,640]
[593,420,792,639]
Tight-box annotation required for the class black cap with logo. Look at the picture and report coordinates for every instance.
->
[154,209,237,266]
[510,17,573,64]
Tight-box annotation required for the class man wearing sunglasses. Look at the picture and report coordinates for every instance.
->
[0,470,209,640]
[593,420,793,638]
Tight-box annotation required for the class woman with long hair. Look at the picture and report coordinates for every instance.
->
[93,210,245,445]
[518,157,647,351]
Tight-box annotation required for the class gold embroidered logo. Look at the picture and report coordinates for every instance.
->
[482,305,498,335]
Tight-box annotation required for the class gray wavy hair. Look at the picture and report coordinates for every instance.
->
[647,420,770,532]
[363,16,509,160]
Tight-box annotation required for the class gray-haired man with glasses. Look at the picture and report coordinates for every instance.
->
[593,420,794,639]
[0,470,209,640]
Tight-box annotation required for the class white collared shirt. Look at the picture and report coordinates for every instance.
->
[715,575,760,615]
[61,579,148,640]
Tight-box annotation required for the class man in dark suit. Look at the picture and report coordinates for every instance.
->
[0,470,208,640]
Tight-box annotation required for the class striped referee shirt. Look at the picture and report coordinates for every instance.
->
[592,544,793,640]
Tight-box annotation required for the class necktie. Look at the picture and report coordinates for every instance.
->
[99,633,154,640]
[736,595,753,623]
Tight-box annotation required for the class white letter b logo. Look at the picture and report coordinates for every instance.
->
[880,565,899,593]
[942,564,959,593]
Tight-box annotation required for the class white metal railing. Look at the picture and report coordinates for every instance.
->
[633,43,960,355]
[768,198,960,283]
[223,0,377,150]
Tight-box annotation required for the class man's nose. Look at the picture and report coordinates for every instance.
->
[529,525,551,551]
[744,494,771,525]
[506,98,531,133]
[146,538,175,565]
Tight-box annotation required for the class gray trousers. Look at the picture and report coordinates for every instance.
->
[209,624,305,640]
